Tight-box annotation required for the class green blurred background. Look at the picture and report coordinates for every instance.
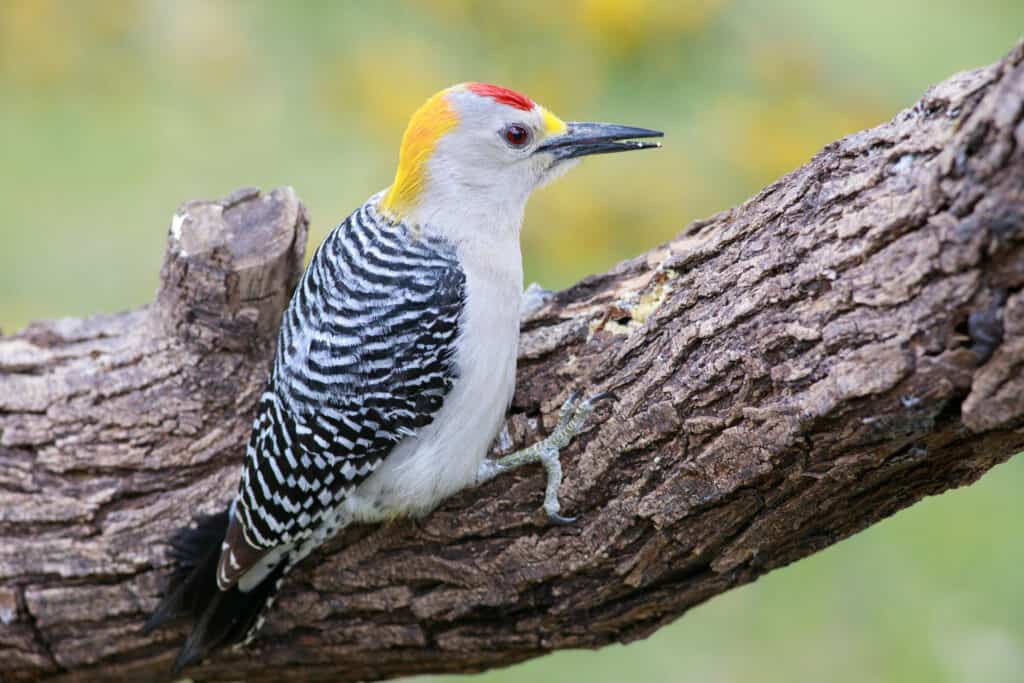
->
[1,1,1021,681]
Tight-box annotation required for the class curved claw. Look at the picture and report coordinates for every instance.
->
[547,511,578,525]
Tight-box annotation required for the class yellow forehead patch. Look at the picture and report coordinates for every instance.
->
[541,107,568,136]
[381,89,459,216]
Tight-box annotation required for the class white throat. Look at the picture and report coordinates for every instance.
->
[395,181,529,249]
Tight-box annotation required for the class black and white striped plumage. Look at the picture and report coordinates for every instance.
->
[234,199,465,559]
[146,199,467,670]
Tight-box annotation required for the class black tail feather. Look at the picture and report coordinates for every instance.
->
[144,510,229,634]
[173,558,288,673]
[146,509,286,673]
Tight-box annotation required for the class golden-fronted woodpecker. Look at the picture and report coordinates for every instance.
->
[145,82,662,671]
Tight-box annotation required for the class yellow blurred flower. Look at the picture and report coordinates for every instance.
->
[576,0,725,55]
[0,0,79,86]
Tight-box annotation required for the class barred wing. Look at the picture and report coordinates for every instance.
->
[218,204,465,588]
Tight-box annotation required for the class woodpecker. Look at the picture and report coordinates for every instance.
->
[145,82,662,671]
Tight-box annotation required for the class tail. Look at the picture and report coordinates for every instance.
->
[144,510,287,674]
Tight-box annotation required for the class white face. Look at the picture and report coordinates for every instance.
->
[426,90,576,214]
[393,85,661,241]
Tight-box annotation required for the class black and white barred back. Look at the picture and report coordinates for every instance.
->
[239,200,465,551]
[146,199,467,671]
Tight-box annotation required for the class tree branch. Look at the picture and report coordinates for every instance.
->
[2,45,1023,683]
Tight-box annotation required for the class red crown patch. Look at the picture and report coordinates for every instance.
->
[466,83,535,112]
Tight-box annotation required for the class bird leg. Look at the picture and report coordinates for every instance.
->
[476,391,609,524]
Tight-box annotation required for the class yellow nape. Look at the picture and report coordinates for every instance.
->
[381,89,459,217]
[541,107,568,136]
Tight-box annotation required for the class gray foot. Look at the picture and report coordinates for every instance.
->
[477,391,612,524]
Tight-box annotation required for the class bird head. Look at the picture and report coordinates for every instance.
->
[379,82,662,234]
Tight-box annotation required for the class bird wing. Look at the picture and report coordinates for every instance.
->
[218,206,466,588]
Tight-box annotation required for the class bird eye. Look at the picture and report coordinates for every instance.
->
[503,124,531,148]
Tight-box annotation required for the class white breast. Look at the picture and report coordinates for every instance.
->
[346,236,523,520]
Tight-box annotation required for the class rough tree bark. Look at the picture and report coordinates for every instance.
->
[2,45,1023,683]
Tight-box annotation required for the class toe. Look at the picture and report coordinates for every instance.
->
[558,390,582,423]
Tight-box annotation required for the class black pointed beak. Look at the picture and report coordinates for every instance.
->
[535,122,663,160]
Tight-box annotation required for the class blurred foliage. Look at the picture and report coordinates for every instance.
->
[1,1,1022,681]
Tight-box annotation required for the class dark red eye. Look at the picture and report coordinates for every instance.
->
[503,124,531,147]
